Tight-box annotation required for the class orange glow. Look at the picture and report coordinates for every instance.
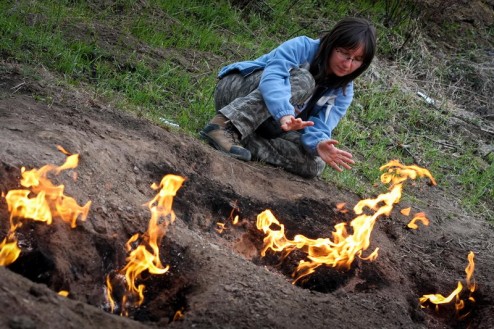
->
[215,208,241,234]
[257,160,435,282]
[58,290,69,297]
[419,252,476,317]
[0,149,90,266]
[105,275,117,312]
[465,251,477,302]
[56,144,72,155]
[400,207,411,216]
[216,222,226,234]
[106,174,185,316]
[407,212,430,229]
[336,203,348,214]
[173,308,185,321]
[465,252,476,298]
[0,233,21,266]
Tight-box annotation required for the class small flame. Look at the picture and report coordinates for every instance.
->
[106,174,185,316]
[215,207,241,234]
[216,222,226,234]
[0,148,90,266]
[56,145,72,156]
[407,212,430,230]
[336,203,348,214]
[58,290,69,297]
[465,252,476,295]
[400,207,411,216]
[419,252,476,318]
[173,308,185,321]
[105,275,116,312]
[420,282,464,309]
[462,251,477,315]
[257,160,435,282]
[0,233,21,266]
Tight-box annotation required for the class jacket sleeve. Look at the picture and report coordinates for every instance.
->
[258,36,317,121]
[301,82,354,155]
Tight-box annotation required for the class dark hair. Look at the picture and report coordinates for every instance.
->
[310,17,376,91]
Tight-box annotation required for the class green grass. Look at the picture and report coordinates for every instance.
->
[0,0,492,221]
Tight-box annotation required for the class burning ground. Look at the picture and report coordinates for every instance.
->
[1,64,494,329]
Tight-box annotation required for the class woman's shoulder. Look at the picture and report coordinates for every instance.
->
[282,35,319,47]
[275,36,320,59]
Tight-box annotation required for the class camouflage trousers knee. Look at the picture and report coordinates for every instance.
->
[214,68,326,178]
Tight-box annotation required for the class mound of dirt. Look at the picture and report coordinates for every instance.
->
[1,63,493,329]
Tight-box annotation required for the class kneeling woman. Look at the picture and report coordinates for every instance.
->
[200,17,377,178]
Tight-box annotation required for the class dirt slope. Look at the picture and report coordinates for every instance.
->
[0,60,493,329]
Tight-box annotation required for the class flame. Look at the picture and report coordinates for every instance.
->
[56,144,72,156]
[58,290,69,297]
[419,252,476,317]
[173,308,185,321]
[420,282,463,309]
[465,252,476,296]
[106,174,185,316]
[216,222,226,234]
[215,207,241,234]
[400,207,411,216]
[336,202,348,214]
[105,275,117,312]
[0,149,91,266]
[407,212,430,229]
[0,233,21,266]
[6,190,52,227]
[257,160,436,282]
[7,153,91,229]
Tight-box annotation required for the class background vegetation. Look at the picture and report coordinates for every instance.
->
[0,0,492,220]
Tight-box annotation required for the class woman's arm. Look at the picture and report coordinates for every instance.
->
[258,36,319,121]
[301,83,354,155]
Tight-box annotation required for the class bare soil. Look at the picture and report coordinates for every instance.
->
[0,57,493,329]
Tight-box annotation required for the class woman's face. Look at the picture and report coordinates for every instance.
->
[327,44,365,77]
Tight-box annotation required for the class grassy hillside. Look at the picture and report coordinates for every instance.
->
[0,0,492,219]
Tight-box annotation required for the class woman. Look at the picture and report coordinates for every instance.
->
[200,17,376,178]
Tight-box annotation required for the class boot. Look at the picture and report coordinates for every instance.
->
[200,114,251,161]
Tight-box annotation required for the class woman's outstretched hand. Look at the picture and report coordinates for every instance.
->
[280,115,314,131]
[316,140,355,172]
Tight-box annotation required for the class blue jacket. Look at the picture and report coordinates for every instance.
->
[218,36,353,155]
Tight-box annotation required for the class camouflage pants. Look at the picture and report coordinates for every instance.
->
[215,68,326,178]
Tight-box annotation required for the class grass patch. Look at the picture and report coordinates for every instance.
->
[0,0,492,220]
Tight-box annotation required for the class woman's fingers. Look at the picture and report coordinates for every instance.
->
[287,117,314,130]
[280,116,314,131]
[317,140,354,171]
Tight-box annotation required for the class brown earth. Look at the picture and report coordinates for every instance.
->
[0,1,493,327]
[0,56,494,329]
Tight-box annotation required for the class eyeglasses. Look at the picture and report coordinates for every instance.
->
[334,48,364,66]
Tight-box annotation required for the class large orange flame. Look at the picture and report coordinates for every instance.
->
[7,151,90,229]
[419,252,476,317]
[0,149,91,266]
[257,160,436,282]
[105,174,185,316]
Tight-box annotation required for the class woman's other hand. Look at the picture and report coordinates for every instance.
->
[316,140,355,172]
[280,115,314,131]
